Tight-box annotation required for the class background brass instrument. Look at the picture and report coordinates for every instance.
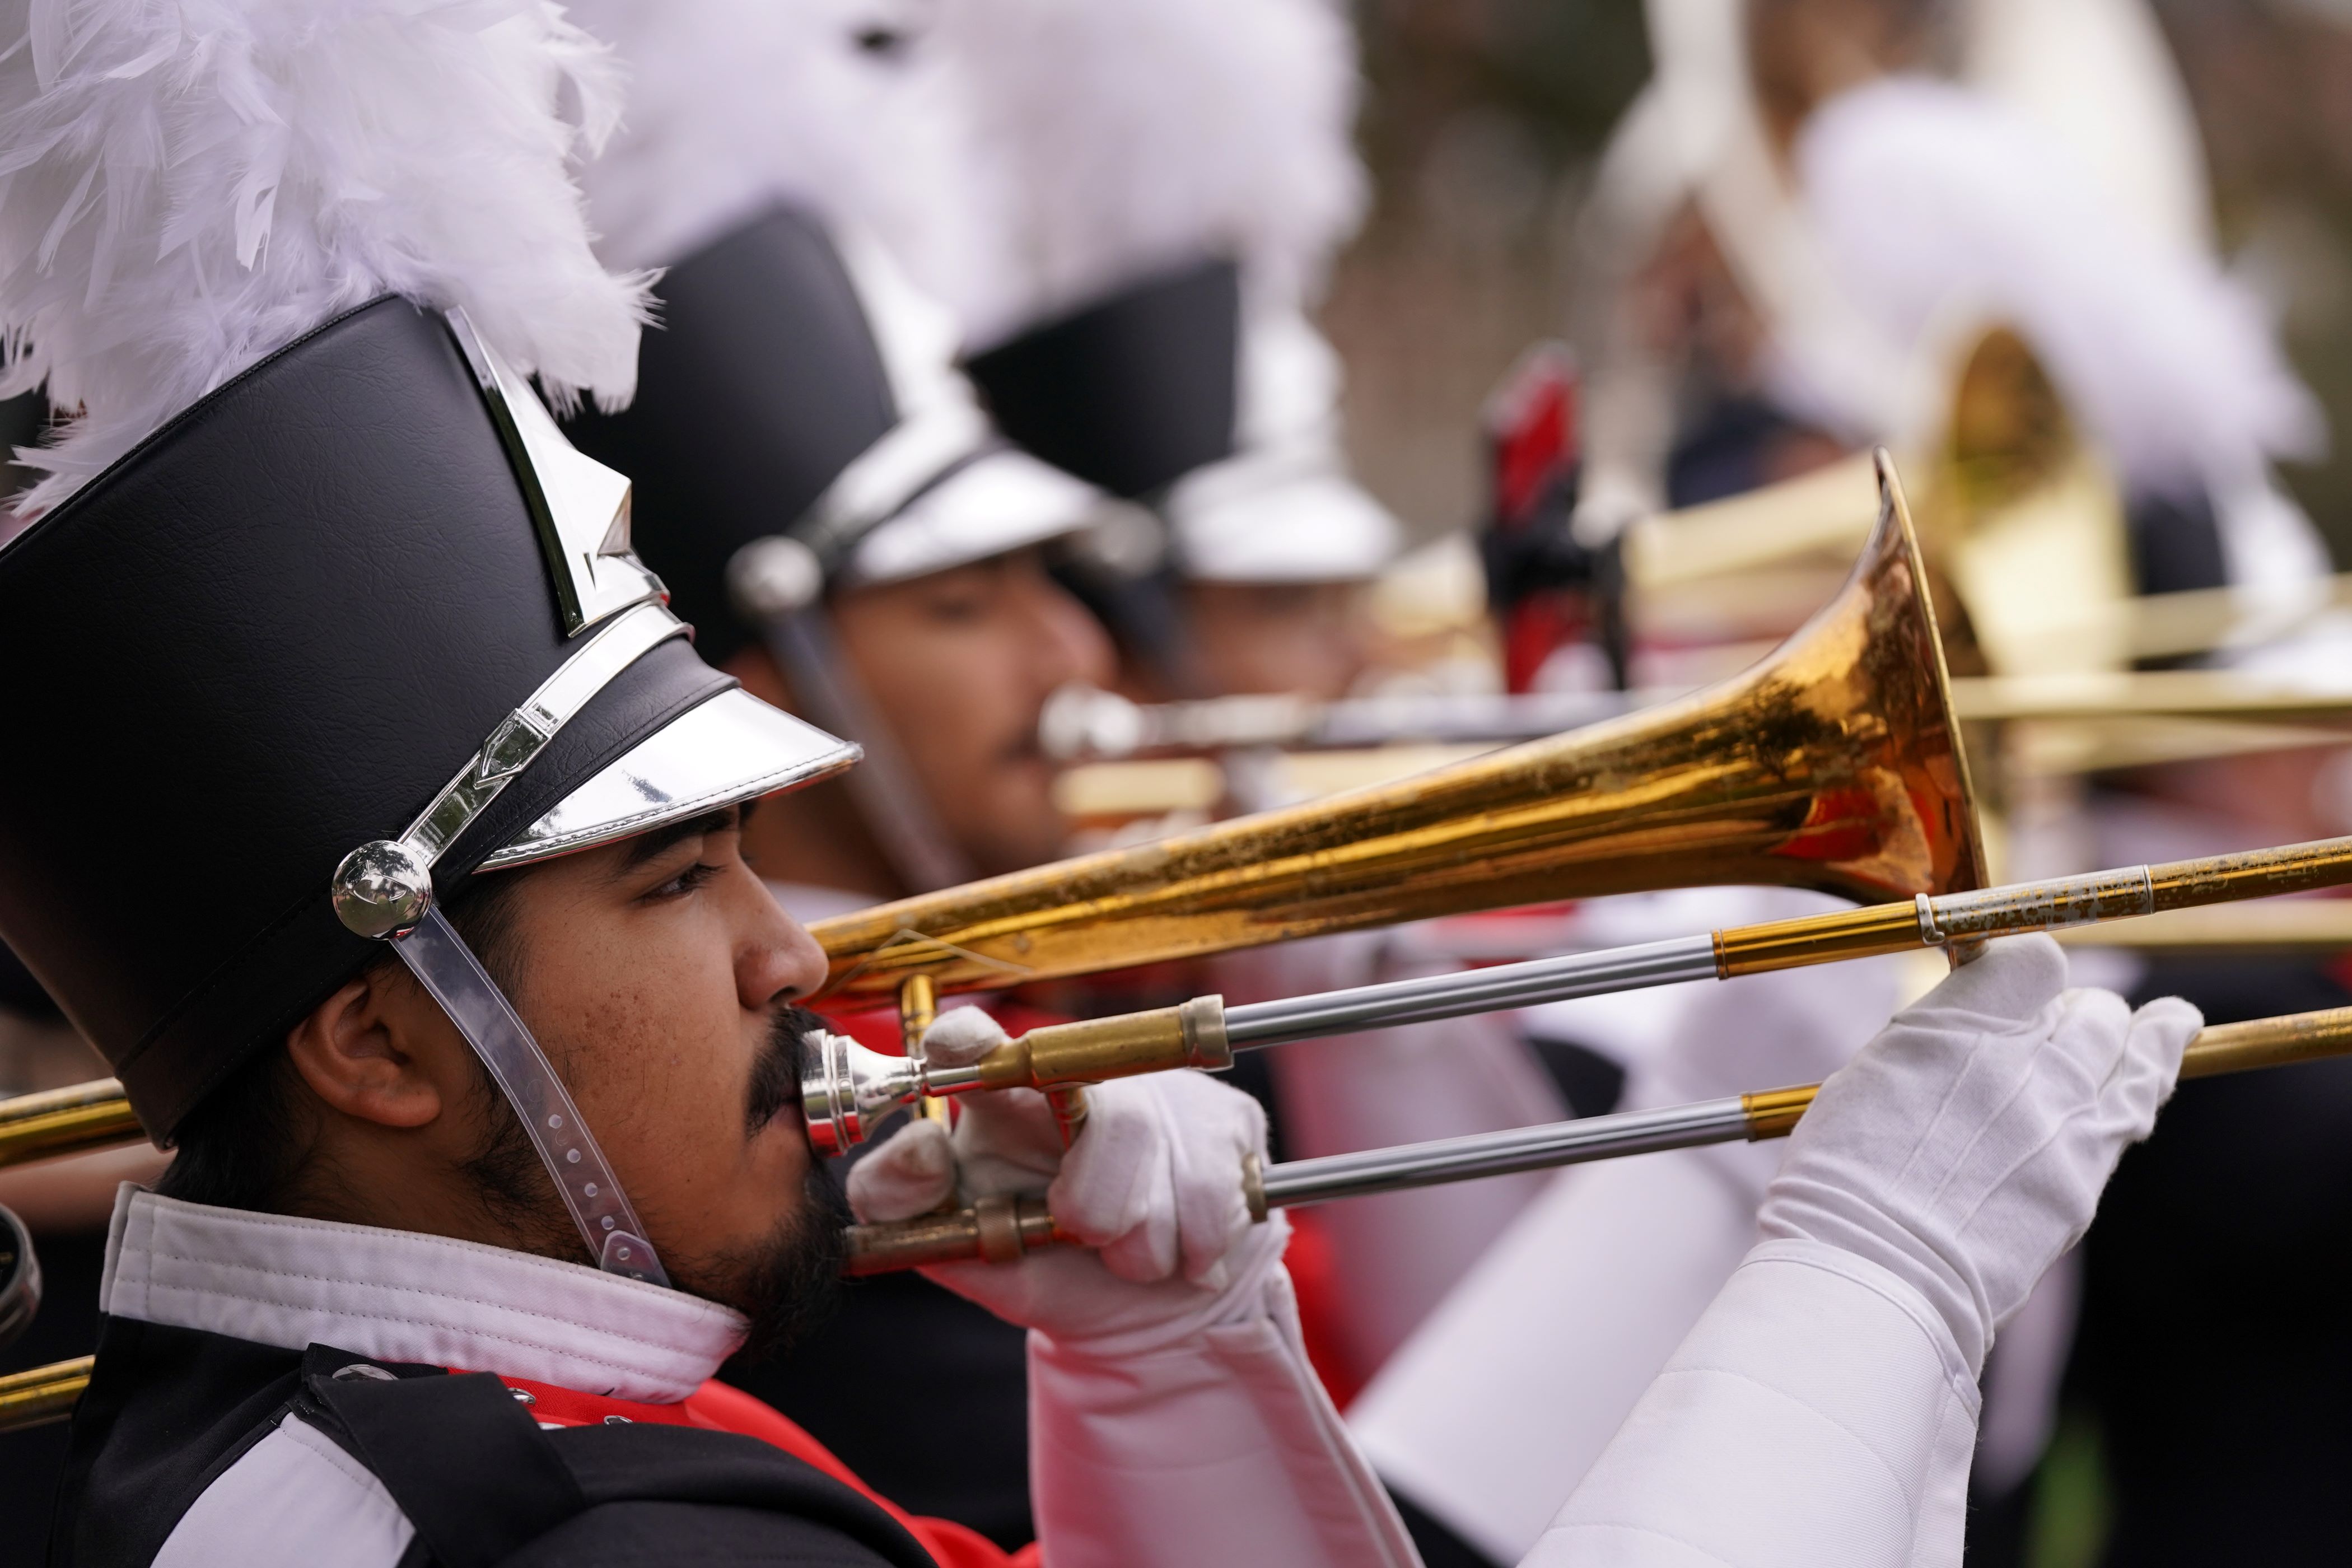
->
[1624,329,2134,682]
[810,450,1985,1006]
[1043,671,2352,773]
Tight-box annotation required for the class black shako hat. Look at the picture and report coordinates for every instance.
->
[964,256,1243,502]
[0,297,856,1138]
[566,204,1099,669]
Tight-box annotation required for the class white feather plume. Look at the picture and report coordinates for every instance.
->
[566,0,987,302]
[939,0,1369,346]
[1789,77,2325,497]
[0,0,651,514]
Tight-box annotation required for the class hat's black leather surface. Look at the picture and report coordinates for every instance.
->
[965,257,1240,501]
[0,297,728,1135]
[567,206,899,667]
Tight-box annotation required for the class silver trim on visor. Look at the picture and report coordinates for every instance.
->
[484,688,861,868]
[329,600,689,938]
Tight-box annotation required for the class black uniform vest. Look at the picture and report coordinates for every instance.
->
[50,1315,939,1568]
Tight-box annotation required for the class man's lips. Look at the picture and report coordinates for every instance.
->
[746,1004,827,1137]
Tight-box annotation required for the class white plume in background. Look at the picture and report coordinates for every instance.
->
[940,0,1370,346]
[567,0,986,297]
[1790,77,2326,498]
[0,0,651,514]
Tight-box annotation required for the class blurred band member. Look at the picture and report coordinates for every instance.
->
[932,0,1573,1402]
[938,0,1400,708]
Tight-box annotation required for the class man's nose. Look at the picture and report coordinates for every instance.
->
[1025,573,1117,692]
[738,876,829,1009]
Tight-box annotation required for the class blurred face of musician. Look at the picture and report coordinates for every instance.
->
[284,807,848,1347]
[1179,580,1374,702]
[730,548,1117,890]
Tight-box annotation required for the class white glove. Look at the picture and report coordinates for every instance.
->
[848,1007,1418,1567]
[1760,932,2198,1374]
[846,1007,1286,1347]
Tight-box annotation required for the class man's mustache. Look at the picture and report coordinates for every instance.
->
[746,1004,830,1136]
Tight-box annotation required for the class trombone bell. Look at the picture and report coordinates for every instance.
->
[811,451,1986,1002]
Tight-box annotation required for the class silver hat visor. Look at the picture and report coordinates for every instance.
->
[1165,448,1403,585]
[836,446,1103,590]
[482,687,860,869]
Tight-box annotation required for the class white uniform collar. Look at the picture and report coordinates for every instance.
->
[99,1186,747,1402]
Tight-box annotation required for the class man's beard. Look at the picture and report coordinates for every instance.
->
[463,1002,853,1362]
[684,1154,853,1366]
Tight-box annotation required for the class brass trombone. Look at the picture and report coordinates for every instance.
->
[810,449,1985,1005]
[1040,669,2352,767]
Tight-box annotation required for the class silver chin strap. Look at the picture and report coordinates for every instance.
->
[329,599,685,1286]
[395,910,664,1282]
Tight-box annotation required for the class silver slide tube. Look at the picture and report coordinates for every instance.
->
[1220,935,1721,1049]
[1256,1095,1753,1209]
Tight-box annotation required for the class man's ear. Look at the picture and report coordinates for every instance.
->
[284,961,450,1130]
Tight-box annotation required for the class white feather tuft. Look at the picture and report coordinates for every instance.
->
[566,0,987,303]
[0,0,652,514]
[939,0,1370,346]
[1790,77,2324,497]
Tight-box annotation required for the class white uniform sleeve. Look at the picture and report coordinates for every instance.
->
[1351,950,1903,1563]
[1352,1150,1760,1562]
[1028,1264,1421,1568]
[1526,1240,1980,1568]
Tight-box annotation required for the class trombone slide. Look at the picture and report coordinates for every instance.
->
[11,1006,2352,1431]
[843,1004,2352,1276]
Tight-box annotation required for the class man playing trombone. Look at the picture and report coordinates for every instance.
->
[0,2,2215,1566]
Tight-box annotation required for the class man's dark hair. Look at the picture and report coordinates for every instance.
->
[157,871,529,1214]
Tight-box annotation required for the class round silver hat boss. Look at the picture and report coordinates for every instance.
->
[330,839,435,940]
[728,536,825,620]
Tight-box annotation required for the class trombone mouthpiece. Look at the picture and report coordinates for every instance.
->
[799,1030,926,1156]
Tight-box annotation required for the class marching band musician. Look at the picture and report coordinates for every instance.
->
[0,3,1402,1563]
[554,0,1116,1541]
[932,0,1575,1394]
[0,3,2214,1567]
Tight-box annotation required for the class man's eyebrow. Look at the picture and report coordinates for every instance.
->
[614,806,740,874]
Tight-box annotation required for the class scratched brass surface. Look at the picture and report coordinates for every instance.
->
[812,453,1985,1001]
[2148,837,2352,910]
[2178,1006,2352,1080]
